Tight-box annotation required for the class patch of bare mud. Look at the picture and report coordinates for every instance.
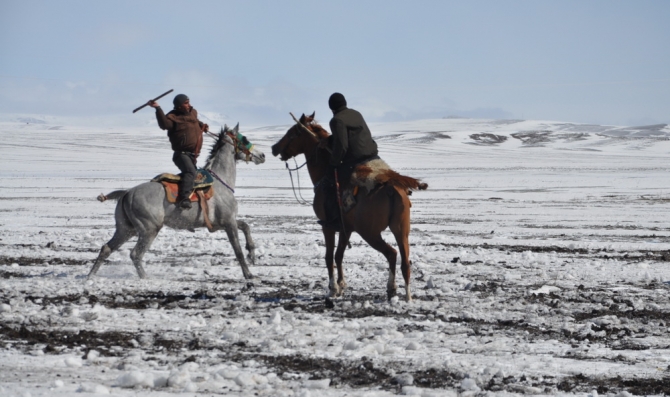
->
[511,131,590,146]
[468,133,508,145]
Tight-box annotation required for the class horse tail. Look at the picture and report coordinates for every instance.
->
[97,190,128,203]
[378,170,428,192]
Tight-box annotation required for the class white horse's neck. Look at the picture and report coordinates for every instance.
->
[208,137,237,189]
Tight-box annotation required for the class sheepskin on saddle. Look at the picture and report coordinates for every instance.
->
[350,158,428,192]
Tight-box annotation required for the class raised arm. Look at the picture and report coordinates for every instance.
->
[149,100,173,131]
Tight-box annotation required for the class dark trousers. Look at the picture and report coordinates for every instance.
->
[172,151,197,200]
[323,155,380,221]
[322,170,340,222]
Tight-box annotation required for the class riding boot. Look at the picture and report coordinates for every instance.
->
[178,197,192,209]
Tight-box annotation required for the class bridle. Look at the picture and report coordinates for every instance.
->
[228,130,255,162]
[207,130,256,163]
[202,129,258,193]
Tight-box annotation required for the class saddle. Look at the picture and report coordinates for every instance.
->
[350,158,427,192]
[151,169,214,203]
[342,158,427,213]
[335,158,391,213]
[151,169,217,232]
[350,158,394,190]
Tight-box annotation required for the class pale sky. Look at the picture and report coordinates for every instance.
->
[1,0,669,127]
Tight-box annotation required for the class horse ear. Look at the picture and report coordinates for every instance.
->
[300,113,306,123]
[223,124,229,132]
[233,123,239,133]
[220,126,225,134]
[309,111,315,119]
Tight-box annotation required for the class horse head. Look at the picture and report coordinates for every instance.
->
[271,112,328,161]
[206,124,265,167]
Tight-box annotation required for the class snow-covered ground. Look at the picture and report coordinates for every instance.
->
[1,115,670,396]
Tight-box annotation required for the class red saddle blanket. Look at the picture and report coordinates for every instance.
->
[151,170,215,204]
[159,182,214,204]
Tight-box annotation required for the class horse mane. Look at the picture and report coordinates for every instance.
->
[306,121,330,139]
[204,131,232,168]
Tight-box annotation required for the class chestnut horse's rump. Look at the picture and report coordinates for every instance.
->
[351,158,428,192]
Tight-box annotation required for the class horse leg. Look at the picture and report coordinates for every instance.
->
[236,219,256,265]
[87,229,134,278]
[360,233,398,301]
[129,227,161,279]
[334,231,352,295]
[389,214,412,302]
[397,237,412,302]
[389,187,413,301]
[393,234,412,302]
[224,222,253,279]
[322,228,338,297]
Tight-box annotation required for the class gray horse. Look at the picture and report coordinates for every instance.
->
[88,124,265,279]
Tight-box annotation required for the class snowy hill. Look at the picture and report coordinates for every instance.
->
[1,116,670,396]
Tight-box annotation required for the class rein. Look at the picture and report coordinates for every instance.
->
[209,169,235,193]
[285,158,310,205]
[285,160,307,171]
[280,121,327,206]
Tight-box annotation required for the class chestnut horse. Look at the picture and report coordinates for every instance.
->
[271,113,427,301]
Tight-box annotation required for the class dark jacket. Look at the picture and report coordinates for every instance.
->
[328,106,378,167]
[155,107,205,157]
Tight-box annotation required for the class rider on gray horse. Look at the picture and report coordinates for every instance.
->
[318,92,379,231]
[149,94,209,209]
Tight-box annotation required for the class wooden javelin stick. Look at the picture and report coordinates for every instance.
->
[132,89,174,113]
[289,112,318,138]
[289,112,332,153]
[334,169,347,234]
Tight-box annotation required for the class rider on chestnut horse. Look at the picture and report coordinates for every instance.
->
[318,92,379,231]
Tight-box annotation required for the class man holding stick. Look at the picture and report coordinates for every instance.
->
[148,94,209,209]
